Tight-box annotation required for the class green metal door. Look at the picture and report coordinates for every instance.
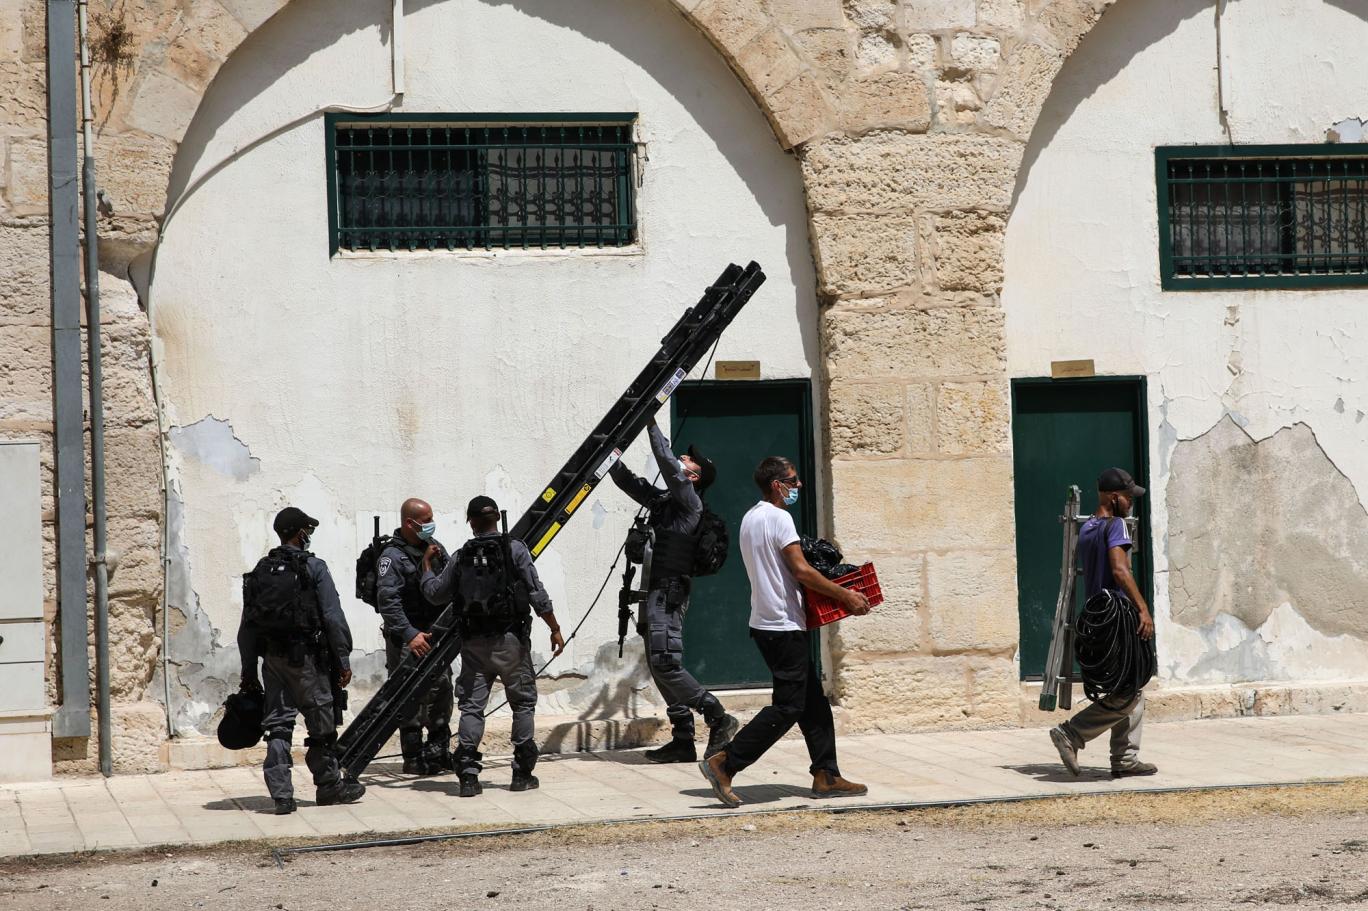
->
[1011,378,1151,680]
[671,380,817,688]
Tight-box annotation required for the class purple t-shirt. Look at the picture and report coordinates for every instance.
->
[1078,516,1132,599]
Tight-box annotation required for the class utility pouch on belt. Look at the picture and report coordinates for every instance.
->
[663,576,691,611]
[625,521,650,566]
[288,638,307,668]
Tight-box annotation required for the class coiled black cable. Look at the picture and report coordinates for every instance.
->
[1074,589,1156,703]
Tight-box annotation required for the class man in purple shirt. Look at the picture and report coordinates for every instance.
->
[1050,468,1158,779]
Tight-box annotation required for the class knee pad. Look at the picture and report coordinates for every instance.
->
[303,731,338,749]
[696,692,725,726]
[265,729,293,743]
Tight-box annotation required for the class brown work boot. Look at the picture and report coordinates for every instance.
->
[699,752,741,808]
[812,770,868,799]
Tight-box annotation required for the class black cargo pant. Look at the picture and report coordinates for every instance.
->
[721,629,839,778]
[638,588,718,741]
[456,627,539,776]
[261,650,341,801]
[385,635,454,759]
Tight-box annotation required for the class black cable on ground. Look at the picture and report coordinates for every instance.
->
[1074,590,1156,703]
[477,335,725,717]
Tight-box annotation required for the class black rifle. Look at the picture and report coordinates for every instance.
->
[617,564,637,658]
[312,571,349,728]
[496,509,531,629]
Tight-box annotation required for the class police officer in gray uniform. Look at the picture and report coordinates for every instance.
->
[240,507,364,815]
[420,496,564,797]
[610,419,739,764]
[375,497,454,775]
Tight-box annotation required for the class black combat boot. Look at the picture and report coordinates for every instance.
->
[273,797,297,815]
[644,738,698,764]
[699,693,739,760]
[510,771,540,792]
[458,774,482,798]
[422,740,453,774]
[400,729,428,775]
[316,776,366,806]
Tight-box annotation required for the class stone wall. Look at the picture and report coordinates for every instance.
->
[0,0,239,771]
[2,0,1150,771]
[672,0,1110,729]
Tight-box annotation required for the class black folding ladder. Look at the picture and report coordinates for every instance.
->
[335,262,766,778]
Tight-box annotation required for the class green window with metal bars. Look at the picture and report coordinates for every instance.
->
[1157,144,1368,290]
[325,114,637,254]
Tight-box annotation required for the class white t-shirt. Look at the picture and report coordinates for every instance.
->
[740,500,805,631]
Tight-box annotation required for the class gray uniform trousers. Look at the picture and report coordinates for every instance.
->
[384,636,454,747]
[639,590,709,741]
[1060,689,1145,766]
[456,628,539,776]
[261,651,341,800]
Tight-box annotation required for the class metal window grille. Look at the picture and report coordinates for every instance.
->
[329,118,637,253]
[1158,146,1368,289]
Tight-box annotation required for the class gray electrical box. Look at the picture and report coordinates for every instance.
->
[0,440,52,781]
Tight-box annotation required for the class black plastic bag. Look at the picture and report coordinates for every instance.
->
[829,563,859,579]
[800,536,849,580]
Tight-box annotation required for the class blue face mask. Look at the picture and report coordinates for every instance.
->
[416,521,436,541]
[782,486,800,507]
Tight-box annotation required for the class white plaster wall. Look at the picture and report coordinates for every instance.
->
[1004,0,1368,685]
[151,0,818,729]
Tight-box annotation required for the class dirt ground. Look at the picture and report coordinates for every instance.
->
[3,781,1368,911]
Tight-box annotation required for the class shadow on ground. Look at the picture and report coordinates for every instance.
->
[679,785,813,807]
[204,795,312,815]
[1005,763,1113,783]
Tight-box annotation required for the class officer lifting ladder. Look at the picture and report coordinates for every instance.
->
[336,261,767,779]
[1038,485,1139,712]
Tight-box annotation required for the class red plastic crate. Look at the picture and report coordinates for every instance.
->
[804,562,883,629]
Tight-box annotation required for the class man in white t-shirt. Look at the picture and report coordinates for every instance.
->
[699,456,871,808]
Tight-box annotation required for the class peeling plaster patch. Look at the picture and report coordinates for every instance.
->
[1175,603,1368,684]
[1187,614,1273,682]
[1328,118,1367,143]
[1168,417,1368,646]
[161,485,243,734]
[535,638,657,718]
[170,416,261,481]
[591,500,608,530]
[1335,397,1346,414]
[482,464,523,512]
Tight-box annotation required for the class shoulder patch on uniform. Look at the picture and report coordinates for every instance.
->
[377,556,393,577]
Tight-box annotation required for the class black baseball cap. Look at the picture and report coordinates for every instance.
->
[272,506,318,537]
[686,445,717,491]
[466,495,499,520]
[1098,468,1145,497]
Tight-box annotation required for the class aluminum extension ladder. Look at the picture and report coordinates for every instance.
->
[335,262,767,779]
[1037,486,1137,712]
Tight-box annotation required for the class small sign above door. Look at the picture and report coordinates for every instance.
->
[715,360,761,380]
[1051,359,1096,379]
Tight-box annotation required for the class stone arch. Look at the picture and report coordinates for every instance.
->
[87,0,1123,262]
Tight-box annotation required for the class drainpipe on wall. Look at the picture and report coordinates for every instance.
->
[77,0,112,778]
[1215,0,1234,143]
[46,0,92,742]
[392,0,405,96]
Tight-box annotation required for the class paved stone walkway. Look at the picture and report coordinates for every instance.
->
[3,713,1365,857]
